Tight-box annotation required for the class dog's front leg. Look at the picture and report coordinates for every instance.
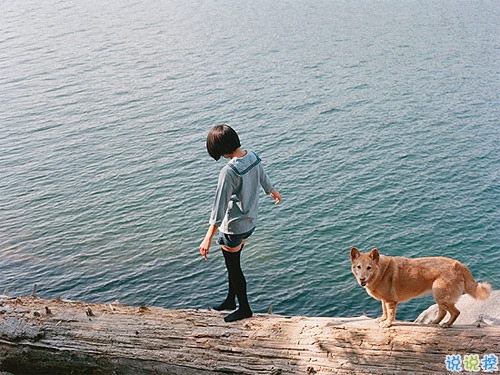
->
[375,301,388,323]
[378,301,397,328]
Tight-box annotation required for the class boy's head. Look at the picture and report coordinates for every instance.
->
[206,124,241,160]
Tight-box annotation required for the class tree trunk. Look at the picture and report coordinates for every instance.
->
[1,296,499,374]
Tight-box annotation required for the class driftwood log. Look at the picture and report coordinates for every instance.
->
[1,295,499,375]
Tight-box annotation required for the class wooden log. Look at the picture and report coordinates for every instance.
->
[1,296,499,375]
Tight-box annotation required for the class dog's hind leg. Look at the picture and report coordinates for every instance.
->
[431,280,461,327]
[432,295,460,327]
[430,306,447,325]
[441,303,460,328]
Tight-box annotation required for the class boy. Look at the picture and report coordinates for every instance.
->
[199,124,282,322]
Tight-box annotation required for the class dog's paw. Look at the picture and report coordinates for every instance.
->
[378,320,393,328]
[375,316,387,323]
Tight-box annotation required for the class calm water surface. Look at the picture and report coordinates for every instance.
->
[1,0,499,321]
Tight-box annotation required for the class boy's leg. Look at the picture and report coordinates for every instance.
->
[212,250,236,311]
[222,246,252,322]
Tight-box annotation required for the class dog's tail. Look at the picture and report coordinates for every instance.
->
[459,262,491,300]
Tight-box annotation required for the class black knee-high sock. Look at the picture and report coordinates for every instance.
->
[222,247,252,322]
[213,250,237,311]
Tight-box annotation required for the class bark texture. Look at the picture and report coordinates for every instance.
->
[1,296,499,374]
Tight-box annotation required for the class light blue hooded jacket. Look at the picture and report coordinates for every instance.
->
[209,150,275,235]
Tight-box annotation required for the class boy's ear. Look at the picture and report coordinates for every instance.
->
[350,247,360,262]
[369,248,380,262]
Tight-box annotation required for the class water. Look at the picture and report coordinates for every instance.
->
[1,0,499,322]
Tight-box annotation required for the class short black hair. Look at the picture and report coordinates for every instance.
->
[206,124,241,160]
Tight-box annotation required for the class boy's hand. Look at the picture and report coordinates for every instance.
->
[270,190,282,205]
[199,238,211,260]
[200,224,218,260]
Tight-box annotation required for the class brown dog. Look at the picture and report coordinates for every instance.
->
[350,247,491,327]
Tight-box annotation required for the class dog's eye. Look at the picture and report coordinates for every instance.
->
[357,265,361,269]
[367,266,372,270]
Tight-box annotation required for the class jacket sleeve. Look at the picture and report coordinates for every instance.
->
[259,163,275,195]
[209,167,238,227]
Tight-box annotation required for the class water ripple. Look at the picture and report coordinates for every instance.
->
[1,0,499,322]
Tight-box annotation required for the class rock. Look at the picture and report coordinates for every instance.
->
[415,290,500,326]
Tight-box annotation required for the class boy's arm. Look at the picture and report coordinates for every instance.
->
[200,224,218,260]
[209,168,236,227]
[258,163,281,204]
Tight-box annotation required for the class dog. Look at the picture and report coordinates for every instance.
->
[350,247,491,328]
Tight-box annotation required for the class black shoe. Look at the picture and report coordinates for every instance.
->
[212,301,236,311]
[224,308,253,322]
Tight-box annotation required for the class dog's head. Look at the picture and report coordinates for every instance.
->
[350,247,380,287]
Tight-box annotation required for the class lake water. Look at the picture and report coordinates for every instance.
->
[1,0,499,322]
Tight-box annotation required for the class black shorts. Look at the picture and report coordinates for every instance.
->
[216,228,255,248]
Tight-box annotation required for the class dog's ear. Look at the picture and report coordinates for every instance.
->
[369,248,380,262]
[350,247,360,262]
